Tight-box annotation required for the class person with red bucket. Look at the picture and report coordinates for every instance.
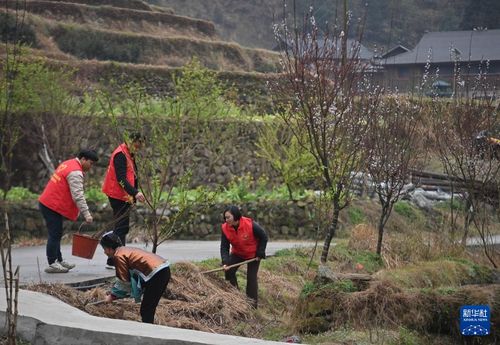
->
[39,149,99,273]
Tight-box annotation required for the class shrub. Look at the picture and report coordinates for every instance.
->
[4,187,37,201]
[85,186,107,203]
[0,12,37,46]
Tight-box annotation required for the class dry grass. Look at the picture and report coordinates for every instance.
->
[26,261,260,335]
[346,214,470,269]
[22,1,216,39]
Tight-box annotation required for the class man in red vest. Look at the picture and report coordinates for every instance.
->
[39,149,99,273]
[220,205,268,308]
[102,133,145,268]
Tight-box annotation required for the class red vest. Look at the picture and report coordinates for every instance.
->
[102,143,136,202]
[39,158,82,221]
[222,216,258,259]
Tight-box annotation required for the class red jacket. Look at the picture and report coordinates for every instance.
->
[221,216,258,259]
[102,143,135,202]
[39,158,82,221]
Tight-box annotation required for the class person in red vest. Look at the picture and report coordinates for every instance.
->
[220,205,268,308]
[102,133,145,268]
[39,149,99,273]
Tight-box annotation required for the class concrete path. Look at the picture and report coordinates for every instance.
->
[467,234,500,246]
[7,240,314,286]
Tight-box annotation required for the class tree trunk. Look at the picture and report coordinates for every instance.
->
[320,195,340,263]
[286,183,295,201]
[376,210,386,255]
[151,218,159,254]
[461,197,473,246]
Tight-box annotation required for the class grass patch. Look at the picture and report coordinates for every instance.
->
[261,247,315,275]
[394,201,424,222]
[376,259,495,289]
[330,241,384,273]
[300,280,358,298]
[347,206,365,225]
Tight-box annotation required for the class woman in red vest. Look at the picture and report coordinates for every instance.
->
[220,205,268,308]
[102,133,145,268]
[39,149,98,273]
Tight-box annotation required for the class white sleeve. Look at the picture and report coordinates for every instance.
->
[66,171,91,218]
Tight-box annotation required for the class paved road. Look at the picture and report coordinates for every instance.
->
[6,240,314,286]
[467,235,500,246]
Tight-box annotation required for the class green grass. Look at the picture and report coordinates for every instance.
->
[394,201,424,223]
[300,279,358,298]
[347,206,365,225]
[377,259,495,289]
[330,241,383,274]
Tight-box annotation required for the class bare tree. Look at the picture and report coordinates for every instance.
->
[365,96,425,255]
[429,96,499,267]
[272,3,382,263]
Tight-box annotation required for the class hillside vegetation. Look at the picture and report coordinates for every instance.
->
[2,0,279,72]
[150,0,500,50]
[0,0,280,109]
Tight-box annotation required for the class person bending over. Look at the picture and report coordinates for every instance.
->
[100,232,170,323]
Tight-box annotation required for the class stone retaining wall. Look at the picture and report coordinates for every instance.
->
[4,200,320,241]
[8,113,279,193]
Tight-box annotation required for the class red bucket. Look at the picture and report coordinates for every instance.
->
[72,233,99,259]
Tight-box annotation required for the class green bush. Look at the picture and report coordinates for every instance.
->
[0,55,77,114]
[85,186,108,203]
[0,12,37,46]
[4,187,37,201]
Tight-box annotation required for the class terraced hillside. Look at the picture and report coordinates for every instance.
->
[1,0,279,106]
[6,0,279,71]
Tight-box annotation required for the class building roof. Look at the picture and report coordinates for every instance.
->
[380,45,410,59]
[331,39,374,60]
[382,29,500,65]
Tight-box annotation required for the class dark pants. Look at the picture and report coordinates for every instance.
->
[224,254,261,308]
[107,197,131,266]
[39,202,64,265]
[109,197,131,245]
[141,266,171,323]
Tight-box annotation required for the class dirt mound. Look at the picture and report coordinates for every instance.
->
[26,261,258,335]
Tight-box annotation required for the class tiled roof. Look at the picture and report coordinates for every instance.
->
[382,29,500,65]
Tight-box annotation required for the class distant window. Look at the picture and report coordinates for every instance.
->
[398,66,409,78]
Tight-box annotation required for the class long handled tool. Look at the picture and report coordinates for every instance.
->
[85,299,108,306]
[201,257,259,274]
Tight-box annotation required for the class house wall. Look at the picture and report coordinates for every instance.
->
[381,61,500,98]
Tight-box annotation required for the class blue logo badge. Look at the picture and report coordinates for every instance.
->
[460,305,490,336]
